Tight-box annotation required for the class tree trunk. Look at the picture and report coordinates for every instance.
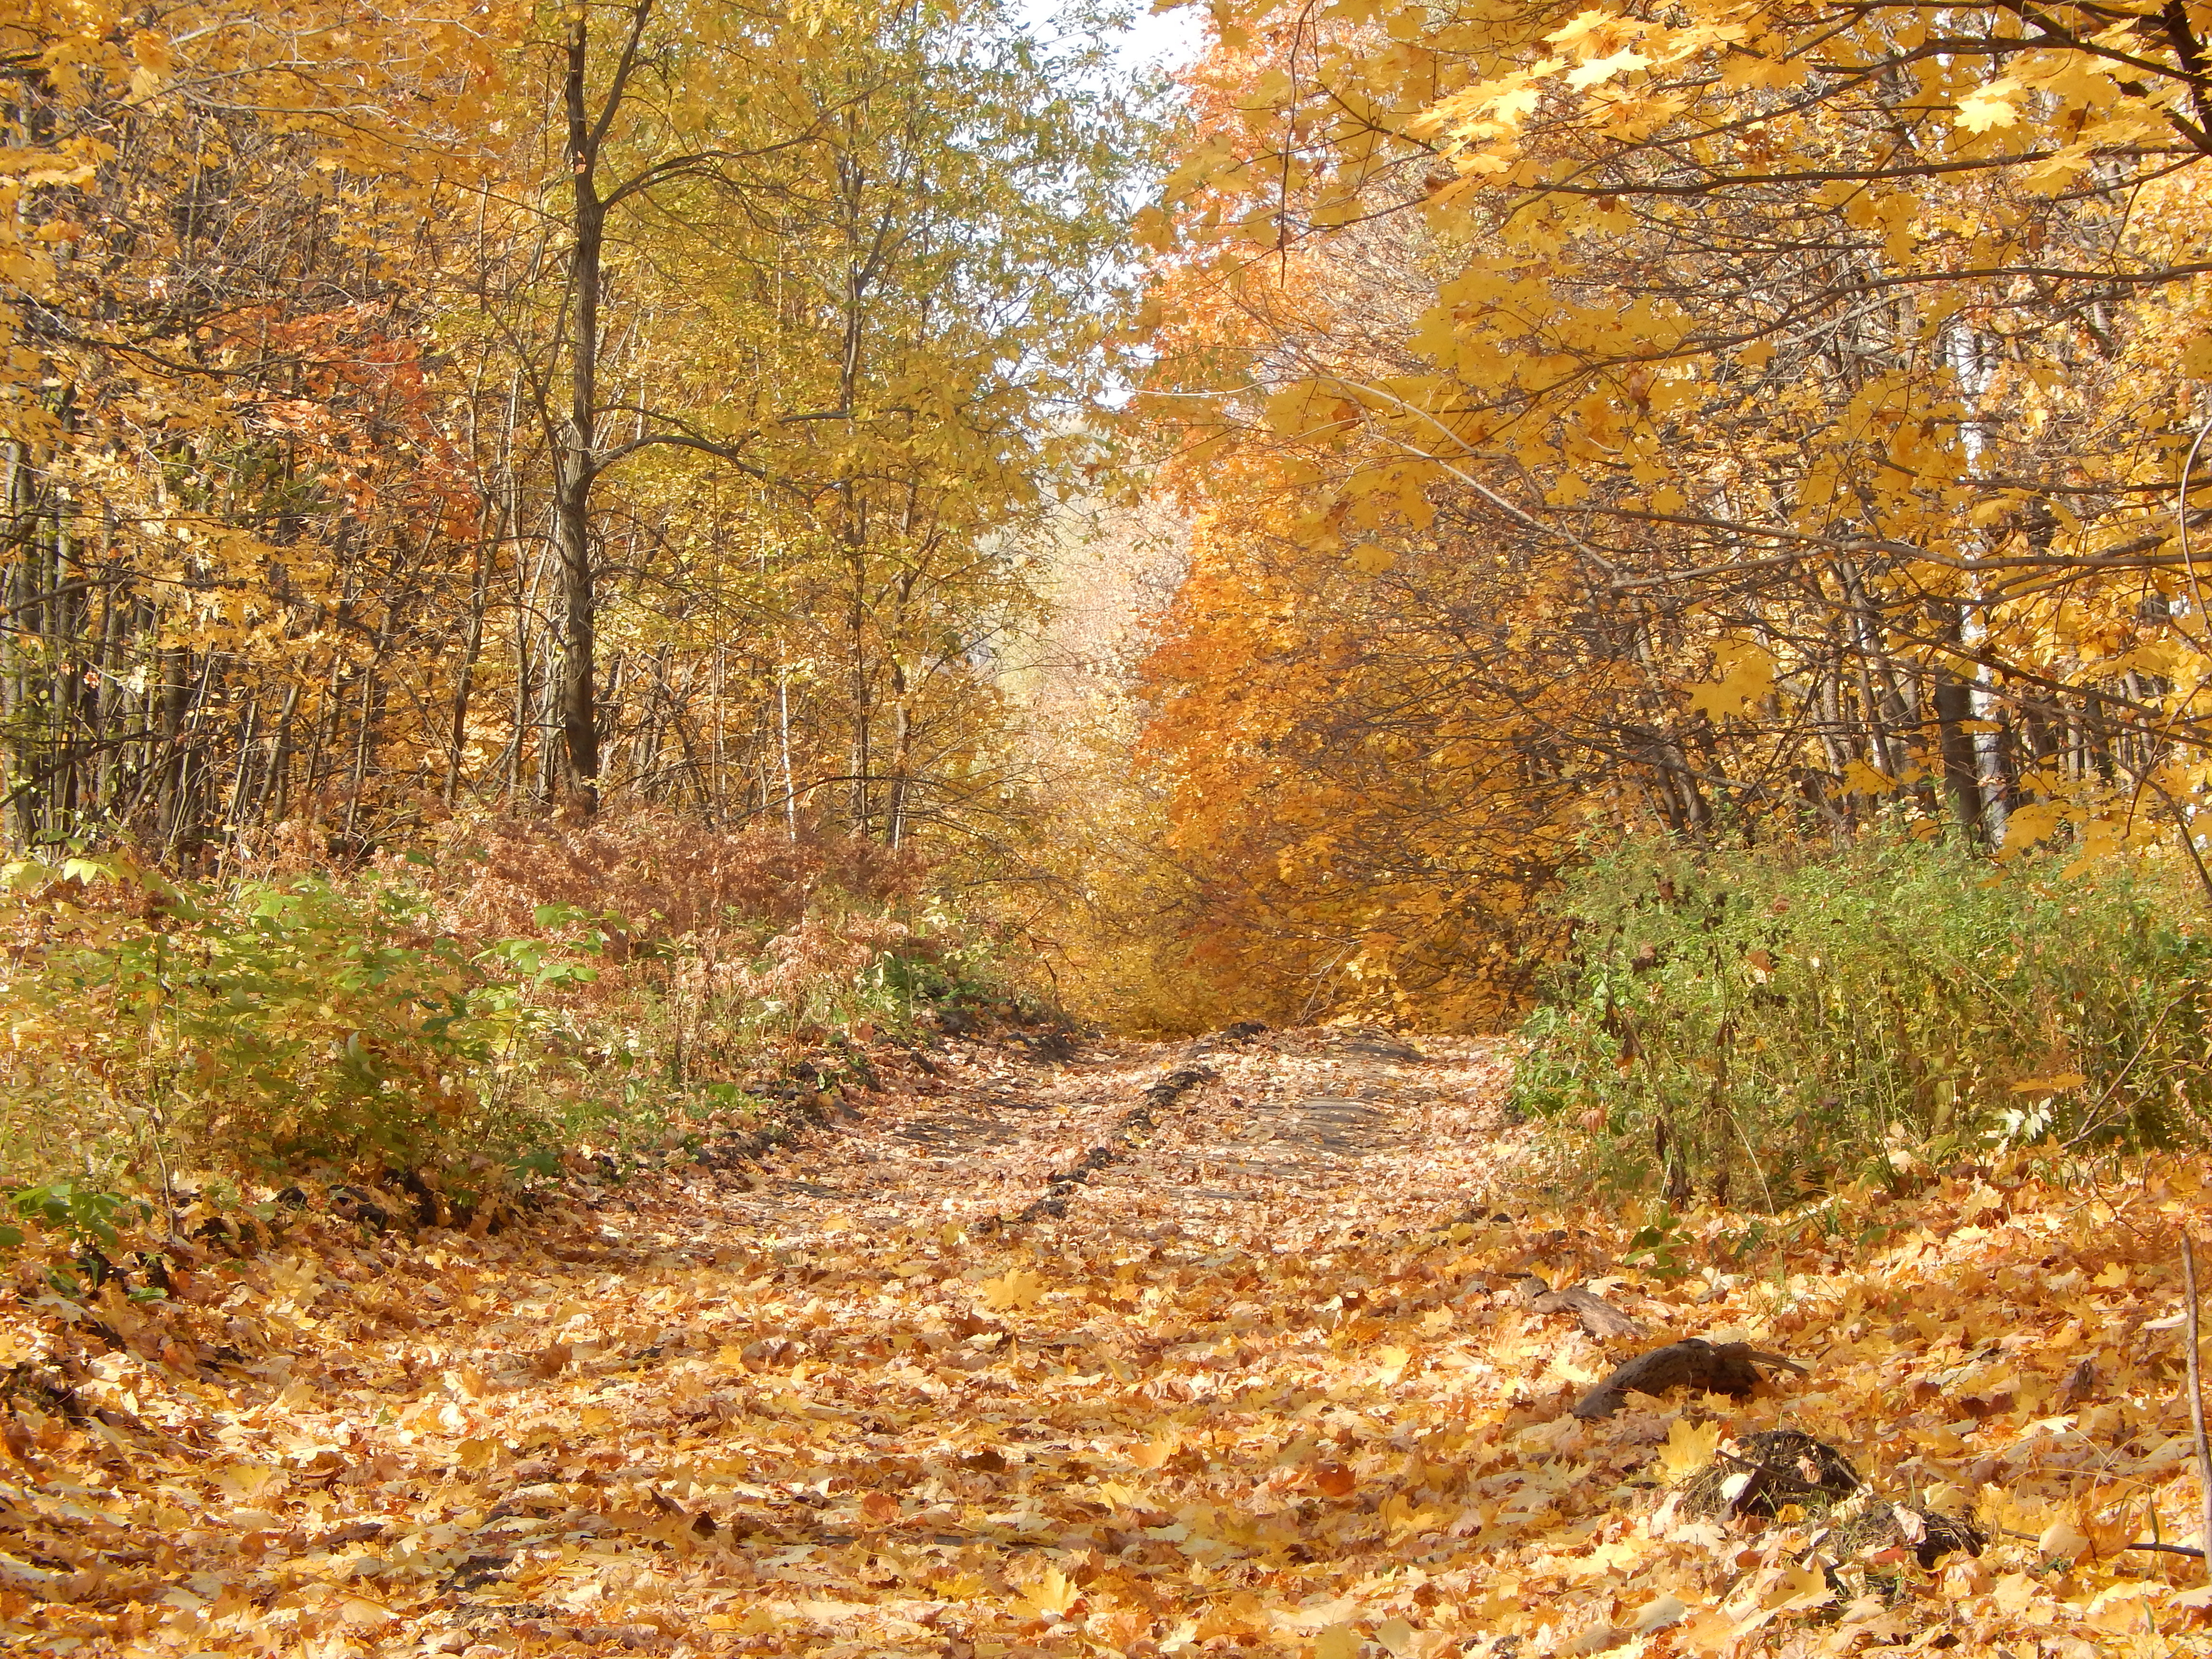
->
[553,12,611,809]
[447,501,500,806]
[1933,671,1982,836]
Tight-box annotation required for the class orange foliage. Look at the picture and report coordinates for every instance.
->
[1130,0,2212,1023]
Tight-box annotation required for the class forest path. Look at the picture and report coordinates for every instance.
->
[736,1025,1511,1242]
[8,1028,1536,1659]
[12,1030,2206,1658]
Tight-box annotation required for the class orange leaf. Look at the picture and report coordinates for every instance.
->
[1312,1460,1357,1497]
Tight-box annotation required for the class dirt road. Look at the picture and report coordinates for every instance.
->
[5,1027,1536,1658]
[11,1024,2196,1657]
[738,1025,1513,1242]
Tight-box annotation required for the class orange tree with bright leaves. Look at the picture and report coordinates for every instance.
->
[1130,0,2212,1020]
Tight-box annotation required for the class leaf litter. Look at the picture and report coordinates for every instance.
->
[5,1024,2212,1656]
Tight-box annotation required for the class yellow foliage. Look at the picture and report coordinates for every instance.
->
[1129,0,2212,946]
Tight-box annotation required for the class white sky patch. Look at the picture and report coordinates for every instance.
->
[1114,2,1207,72]
[1012,0,1209,76]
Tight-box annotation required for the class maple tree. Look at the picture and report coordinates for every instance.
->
[1127,0,2212,1017]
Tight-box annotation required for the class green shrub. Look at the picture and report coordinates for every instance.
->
[0,819,1015,1219]
[1510,830,2212,1204]
[0,856,517,1195]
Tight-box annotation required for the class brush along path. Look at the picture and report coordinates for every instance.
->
[7,1030,2212,1657]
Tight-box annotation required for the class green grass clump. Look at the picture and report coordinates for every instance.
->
[1510,830,2212,1204]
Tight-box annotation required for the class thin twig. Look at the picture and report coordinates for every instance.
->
[1294,941,1356,1026]
[1997,1526,2206,1560]
[2183,1232,2212,1581]
[2176,413,2212,632]
[2128,1539,2206,1559]
[2164,788,2212,912]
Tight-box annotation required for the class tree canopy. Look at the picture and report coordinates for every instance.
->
[0,0,1154,857]
[1124,0,2212,1019]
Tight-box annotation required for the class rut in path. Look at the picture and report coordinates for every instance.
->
[4,1027,1536,1659]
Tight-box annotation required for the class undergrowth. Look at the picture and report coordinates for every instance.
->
[0,809,1026,1224]
[1510,828,2212,1205]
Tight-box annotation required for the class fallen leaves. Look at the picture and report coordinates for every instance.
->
[1656,1417,1720,1482]
[1310,1460,1358,1498]
[973,1269,1047,1313]
[2,1026,2212,1657]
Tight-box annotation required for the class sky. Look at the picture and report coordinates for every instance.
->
[1109,2,1208,72]
[1011,0,1210,77]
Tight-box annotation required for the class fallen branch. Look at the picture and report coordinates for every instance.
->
[1573,1338,1806,1419]
[1520,1277,1648,1340]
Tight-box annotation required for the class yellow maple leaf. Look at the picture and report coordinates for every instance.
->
[1841,759,1895,796]
[1544,9,1616,51]
[1685,639,1775,719]
[1955,81,2023,132]
[213,1463,280,1503]
[1374,1617,1418,1656]
[974,1268,1046,1311]
[1015,1566,1080,1618]
[338,1597,397,1631]
[1677,1607,1739,1654]
[2038,1515,2092,1561]
[1567,46,1648,89]
[1999,800,2063,856]
[1131,1427,1180,1469]
[1656,1416,1721,1481]
[1492,80,1544,127]
[1762,1556,1832,1612]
